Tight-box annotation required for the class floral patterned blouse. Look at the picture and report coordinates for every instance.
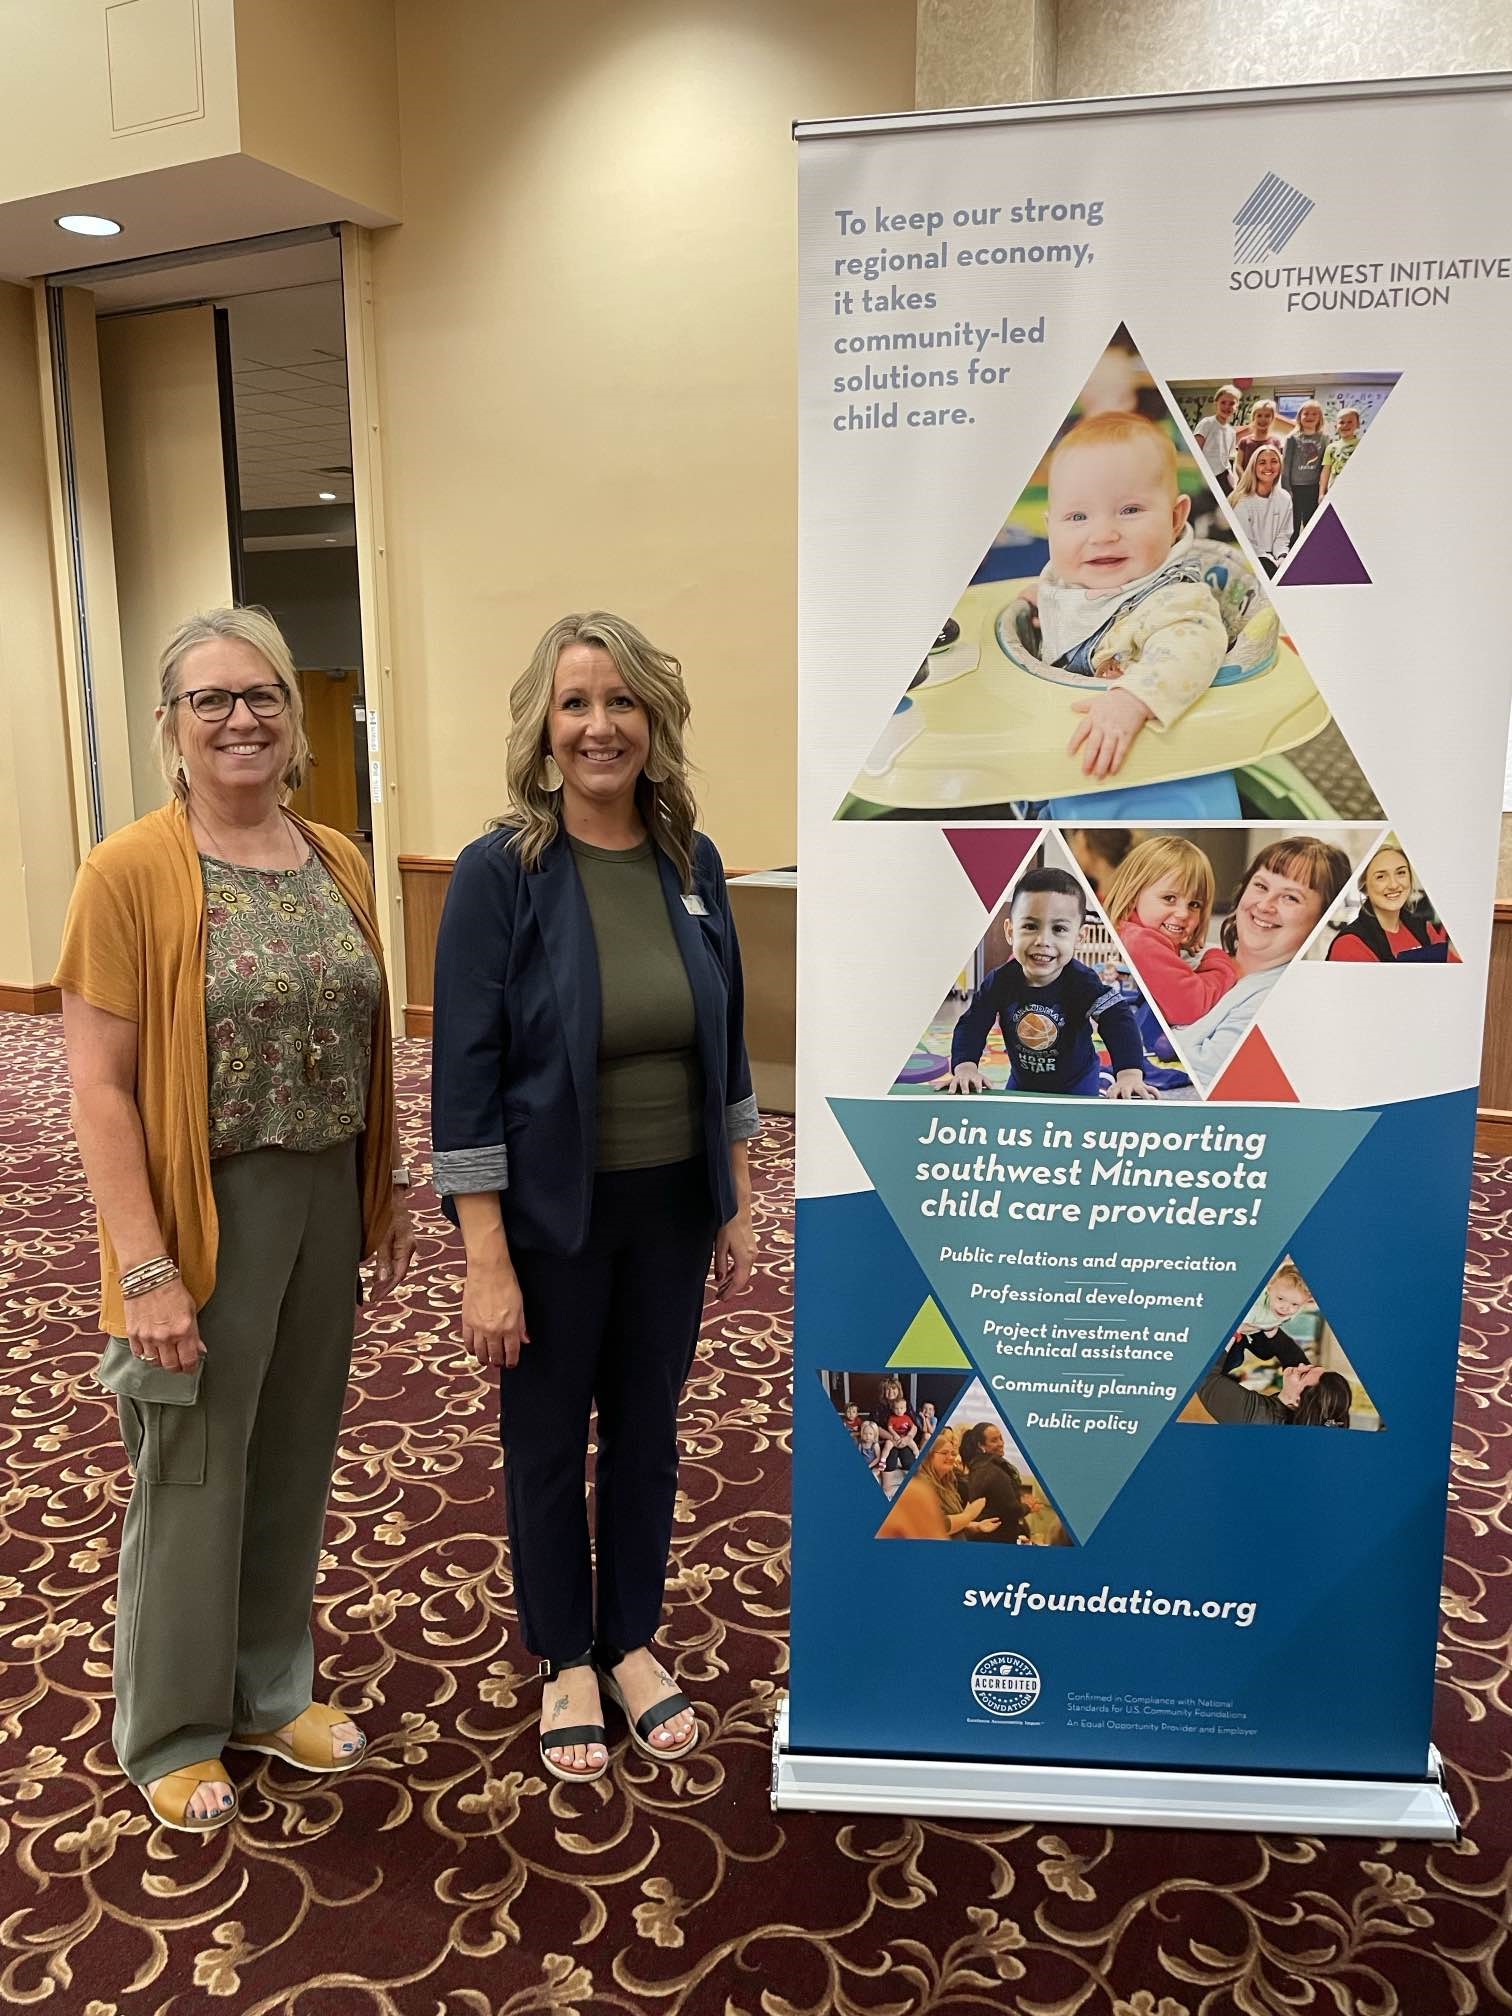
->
[202,852,382,1159]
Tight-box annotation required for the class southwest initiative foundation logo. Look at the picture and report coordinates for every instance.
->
[970,1651,1041,1718]
[1233,171,1315,264]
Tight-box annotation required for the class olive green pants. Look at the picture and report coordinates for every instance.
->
[102,1139,361,1786]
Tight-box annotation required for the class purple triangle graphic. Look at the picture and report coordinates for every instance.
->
[945,828,1040,909]
[1281,505,1371,586]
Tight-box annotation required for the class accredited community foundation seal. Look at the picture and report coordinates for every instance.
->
[970,1651,1041,1717]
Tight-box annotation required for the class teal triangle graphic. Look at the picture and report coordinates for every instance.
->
[831,1097,1376,1539]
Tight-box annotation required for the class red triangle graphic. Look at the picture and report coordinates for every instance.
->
[1210,1029,1299,1103]
[945,828,1040,909]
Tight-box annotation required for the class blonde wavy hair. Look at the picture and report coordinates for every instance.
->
[1229,440,1285,506]
[1102,835,1217,958]
[155,606,309,802]
[498,611,699,887]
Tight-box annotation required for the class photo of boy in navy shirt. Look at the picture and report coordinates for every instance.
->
[942,868,1155,1098]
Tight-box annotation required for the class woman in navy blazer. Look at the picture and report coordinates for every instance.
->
[431,612,758,1785]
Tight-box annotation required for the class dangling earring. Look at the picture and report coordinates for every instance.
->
[541,753,563,793]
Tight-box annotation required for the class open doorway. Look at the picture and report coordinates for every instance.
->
[86,231,373,864]
[42,224,403,996]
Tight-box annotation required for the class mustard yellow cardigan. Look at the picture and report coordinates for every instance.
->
[54,800,396,1335]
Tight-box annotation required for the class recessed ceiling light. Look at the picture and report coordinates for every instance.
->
[318,491,337,501]
[56,213,122,237]
[324,537,337,544]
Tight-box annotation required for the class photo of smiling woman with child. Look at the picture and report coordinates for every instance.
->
[1091,826,1360,1092]
[1183,1255,1382,1432]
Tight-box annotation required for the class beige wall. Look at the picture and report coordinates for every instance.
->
[0,282,79,990]
[1056,0,1512,98]
[97,306,233,816]
[234,0,402,221]
[374,0,915,868]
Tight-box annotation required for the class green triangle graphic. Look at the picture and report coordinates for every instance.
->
[887,1298,970,1368]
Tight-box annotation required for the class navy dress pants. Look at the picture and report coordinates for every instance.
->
[501,1158,717,1661]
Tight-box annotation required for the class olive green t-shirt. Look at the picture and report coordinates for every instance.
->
[570,837,702,1171]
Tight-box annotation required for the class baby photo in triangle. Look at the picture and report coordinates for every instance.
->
[1306,832,1460,964]
[840,325,1387,825]
[1179,1255,1384,1433]
[875,1379,1073,1546]
[1167,370,1398,585]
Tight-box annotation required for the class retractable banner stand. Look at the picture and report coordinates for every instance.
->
[778,76,1512,1835]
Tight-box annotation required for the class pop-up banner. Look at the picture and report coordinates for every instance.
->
[781,76,1512,1831]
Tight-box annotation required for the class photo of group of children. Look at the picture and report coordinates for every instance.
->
[1305,833,1459,964]
[824,1369,963,1493]
[821,1370,1072,1544]
[1180,1257,1382,1432]
[1169,373,1397,580]
[840,326,1385,827]
[894,823,1377,1103]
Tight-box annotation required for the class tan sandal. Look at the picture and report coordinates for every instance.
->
[142,1759,238,1832]
[227,1702,367,1774]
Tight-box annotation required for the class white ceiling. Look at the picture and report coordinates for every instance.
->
[94,237,354,515]
[227,279,353,512]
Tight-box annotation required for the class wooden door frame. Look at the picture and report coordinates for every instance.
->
[340,224,406,1011]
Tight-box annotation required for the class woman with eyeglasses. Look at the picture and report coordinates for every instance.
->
[54,606,414,1834]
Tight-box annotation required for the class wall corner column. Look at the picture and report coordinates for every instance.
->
[0,279,82,1009]
[915,0,1056,108]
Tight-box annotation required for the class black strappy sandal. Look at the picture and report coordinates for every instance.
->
[538,1653,609,1783]
[595,1642,699,1762]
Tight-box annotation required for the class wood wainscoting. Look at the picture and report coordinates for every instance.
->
[0,983,62,1015]
[398,854,453,1036]
[1478,900,1512,1155]
[397,861,1512,1151]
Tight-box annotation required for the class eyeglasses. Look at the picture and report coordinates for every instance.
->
[173,683,290,723]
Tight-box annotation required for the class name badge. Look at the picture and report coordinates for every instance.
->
[682,893,710,916]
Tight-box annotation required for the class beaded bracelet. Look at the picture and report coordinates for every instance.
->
[119,1256,181,1300]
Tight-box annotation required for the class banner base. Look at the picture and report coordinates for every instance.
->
[771,1702,1458,1838]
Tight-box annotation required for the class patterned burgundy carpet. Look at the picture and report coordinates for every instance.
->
[0,1014,1508,2014]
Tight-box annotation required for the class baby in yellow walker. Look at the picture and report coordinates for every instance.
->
[1023,410,1239,821]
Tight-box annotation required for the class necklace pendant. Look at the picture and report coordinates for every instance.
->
[304,1044,321,1083]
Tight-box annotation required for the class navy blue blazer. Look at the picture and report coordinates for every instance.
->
[430,825,758,1256]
